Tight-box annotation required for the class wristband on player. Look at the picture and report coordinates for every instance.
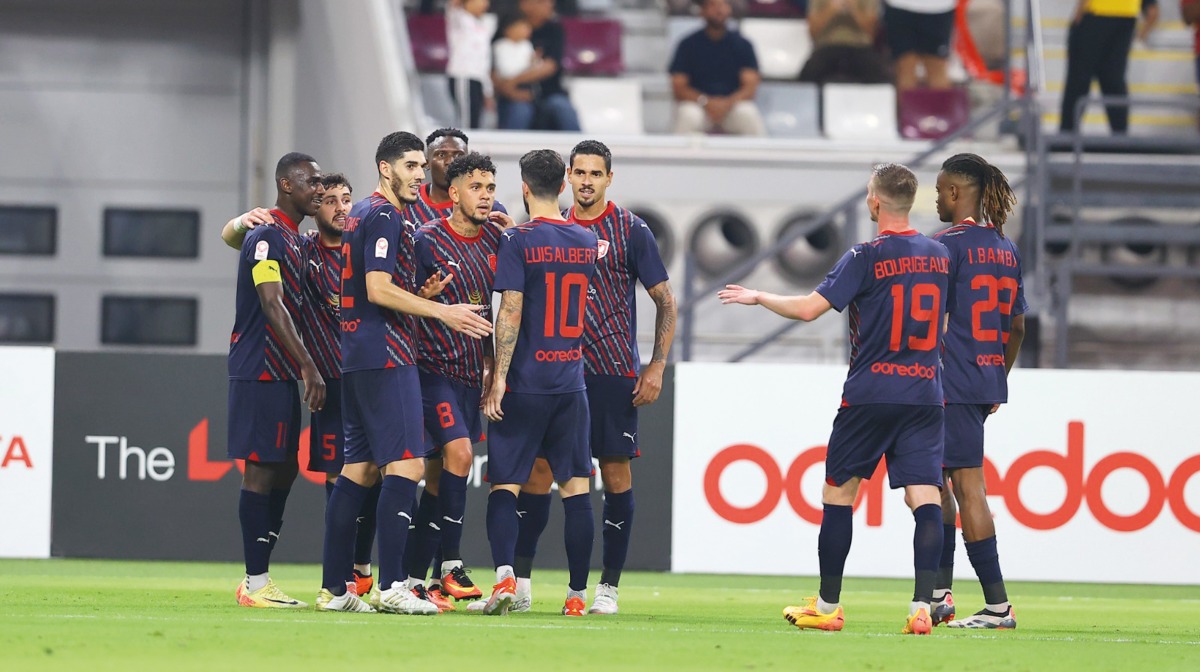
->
[233,215,249,234]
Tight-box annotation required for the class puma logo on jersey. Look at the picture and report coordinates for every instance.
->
[446,260,461,268]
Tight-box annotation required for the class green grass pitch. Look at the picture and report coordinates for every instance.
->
[1,559,1197,671]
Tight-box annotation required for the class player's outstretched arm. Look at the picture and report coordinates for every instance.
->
[220,208,273,250]
[718,285,833,322]
[254,280,326,412]
[365,271,492,338]
[483,290,522,422]
[633,280,677,407]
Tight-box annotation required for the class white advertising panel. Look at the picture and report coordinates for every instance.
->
[673,363,1200,584]
[0,346,55,558]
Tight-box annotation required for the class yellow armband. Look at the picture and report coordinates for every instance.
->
[252,259,282,286]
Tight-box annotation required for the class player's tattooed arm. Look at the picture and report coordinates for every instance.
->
[634,280,677,407]
[484,290,523,422]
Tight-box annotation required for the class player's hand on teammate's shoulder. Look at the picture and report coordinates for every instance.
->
[300,362,326,412]
[488,210,516,230]
[419,270,454,299]
[437,303,493,338]
[632,360,666,407]
[239,207,274,230]
[717,284,760,306]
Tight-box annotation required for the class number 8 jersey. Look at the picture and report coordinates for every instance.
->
[934,221,1028,404]
[815,229,951,406]
[493,218,598,394]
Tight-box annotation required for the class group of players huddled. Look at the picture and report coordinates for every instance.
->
[223,129,675,617]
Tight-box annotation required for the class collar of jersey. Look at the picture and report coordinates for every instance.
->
[569,201,615,226]
[879,228,918,236]
[441,216,484,243]
[420,183,453,210]
[270,208,299,232]
[529,216,572,226]
[959,217,994,229]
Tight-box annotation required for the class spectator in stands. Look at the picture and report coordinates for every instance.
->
[492,0,581,131]
[799,0,889,85]
[883,0,956,91]
[492,14,536,121]
[669,0,767,136]
[446,0,495,129]
[1060,0,1139,134]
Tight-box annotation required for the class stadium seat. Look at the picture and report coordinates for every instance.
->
[821,83,899,141]
[739,18,810,81]
[408,13,449,73]
[560,18,623,76]
[745,0,805,17]
[756,82,820,138]
[568,78,644,135]
[898,87,970,140]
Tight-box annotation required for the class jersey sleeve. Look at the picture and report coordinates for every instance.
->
[492,232,525,293]
[943,240,960,314]
[629,215,670,289]
[243,226,286,285]
[493,200,508,215]
[363,208,401,275]
[1012,249,1029,317]
[814,245,870,312]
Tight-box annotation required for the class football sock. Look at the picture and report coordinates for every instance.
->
[912,504,943,604]
[514,491,552,578]
[320,477,369,594]
[246,572,269,593]
[496,565,515,583]
[429,550,443,588]
[817,504,853,604]
[911,600,931,616]
[935,523,956,593]
[403,490,439,581]
[816,597,839,614]
[516,577,531,597]
[324,480,335,502]
[377,475,418,589]
[487,489,519,569]
[354,563,371,576]
[600,489,634,587]
[239,489,272,576]
[563,493,594,593]
[266,488,290,555]
[965,535,1009,605]
[353,482,381,566]
[438,473,468,563]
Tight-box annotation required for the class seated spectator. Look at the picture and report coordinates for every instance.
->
[446,0,495,129]
[669,0,766,136]
[883,0,956,91]
[492,13,536,120]
[799,0,889,85]
[492,0,581,131]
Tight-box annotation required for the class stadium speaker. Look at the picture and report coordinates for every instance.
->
[1101,216,1165,290]
[628,206,675,270]
[688,210,759,278]
[773,211,842,282]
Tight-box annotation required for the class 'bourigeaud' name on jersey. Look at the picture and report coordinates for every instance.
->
[814,230,951,406]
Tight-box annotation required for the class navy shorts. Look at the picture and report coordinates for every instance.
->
[884,6,954,58]
[227,379,300,462]
[825,403,944,489]
[307,377,344,473]
[486,390,592,485]
[343,366,429,467]
[420,369,484,450]
[586,374,640,459]
[943,403,991,470]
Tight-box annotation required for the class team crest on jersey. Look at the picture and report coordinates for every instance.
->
[375,237,389,258]
[487,254,497,272]
[597,239,610,259]
[254,240,270,260]
[468,290,483,305]
[328,294,340,308]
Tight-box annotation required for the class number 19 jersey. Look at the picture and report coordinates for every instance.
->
[492,219,598,394]
[815,229,951,406]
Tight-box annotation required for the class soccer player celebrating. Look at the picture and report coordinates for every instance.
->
[930,154,1026,629]
[507,140,676,615]
[317,131,492,614]
[480,149,599,617]
[402,153,514,610]
[228,152,327,608]
[719,164,950,635]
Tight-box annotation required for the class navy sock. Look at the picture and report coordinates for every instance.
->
[353,482,381,566]
[965,535,1008,605]
[912,504,943,604]
[514,492,551,578]
[324,480,335,502]
[267,488,290,555]
[487,489,519,569]
[600,489,634,587]
[403,490,439,580]
[430,550,443,585]
[239,489,273,576]
[563,494,594,593]
[320,477,369,593]
[936,523,956,592]
[817,504,853,604]
[376,475,418,589]
[438,473,468,562]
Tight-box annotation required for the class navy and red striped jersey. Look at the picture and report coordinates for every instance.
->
[400,183,507,229]
[300,232,343,380]
[228,209,308,381]
[340,192,420,372]
[566,202,670,377]
[815,229,950,406]
[493,219,598,394]
[414,218,502,388]
[934,221,1028,404]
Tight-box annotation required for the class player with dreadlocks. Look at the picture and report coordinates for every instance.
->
[930,153,1028,629]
